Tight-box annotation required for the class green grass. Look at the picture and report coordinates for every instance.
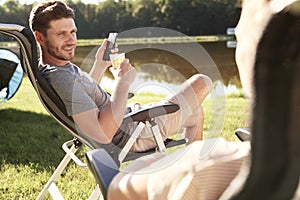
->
[0,77,250,199]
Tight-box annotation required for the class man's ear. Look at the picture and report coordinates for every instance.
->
[34,31,44,44]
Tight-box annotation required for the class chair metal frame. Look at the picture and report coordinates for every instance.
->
[52,4,300,199]
[0,23,187,200]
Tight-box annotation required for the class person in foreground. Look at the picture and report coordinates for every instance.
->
[105,0,300,199]
[29,1,212,153]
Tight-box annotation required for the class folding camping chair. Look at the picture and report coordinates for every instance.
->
[84,128,252,200]
[65,2,300,199]
[0,23,187,200]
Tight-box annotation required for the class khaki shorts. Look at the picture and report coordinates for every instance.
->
[112,94,194,152]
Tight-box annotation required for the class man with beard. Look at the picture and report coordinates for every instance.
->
[29,1,212,154]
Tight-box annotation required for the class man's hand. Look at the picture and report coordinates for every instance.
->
[90,39,119,83]
[95,39,119,70]
[110,58,136,85]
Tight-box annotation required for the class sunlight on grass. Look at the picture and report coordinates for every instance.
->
[0,77,250,199]
[0,77,46,113]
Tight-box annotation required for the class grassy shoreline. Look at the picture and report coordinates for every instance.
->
[0,77,250,199]
[76,35,232,46]
[0,35,233,49]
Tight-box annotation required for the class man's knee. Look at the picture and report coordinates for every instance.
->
[184,106,204,127]
[189,74,213,93]
[186,74,212,104]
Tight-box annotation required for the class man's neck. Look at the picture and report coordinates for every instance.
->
[41,54,70,67]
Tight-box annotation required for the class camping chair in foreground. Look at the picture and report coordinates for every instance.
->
[0,23,187,199]
[85,2,300,199]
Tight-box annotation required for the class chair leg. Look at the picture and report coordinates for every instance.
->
[87,184,103,200]
[37,139,102,200]
[148,120,167,153]
[118,122,146,163]
[119,120,170,163]
[36,141,78,200]
[62,140,88,168]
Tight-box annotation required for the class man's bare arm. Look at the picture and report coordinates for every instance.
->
[73,59,136,143]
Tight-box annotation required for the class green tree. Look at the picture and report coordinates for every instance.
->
[93,0,122,37]
[0,0,242,38]
[1,0,32,26]
[131,0,160,27]
[67,1,97,38]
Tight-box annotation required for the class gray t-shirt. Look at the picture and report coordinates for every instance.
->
[40,63,110,116]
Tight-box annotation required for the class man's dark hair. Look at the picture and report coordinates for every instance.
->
[29,1,75,35]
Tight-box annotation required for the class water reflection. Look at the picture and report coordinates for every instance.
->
[100,63,186,96]
[75,42,240,88]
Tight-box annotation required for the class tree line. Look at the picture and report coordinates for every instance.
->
[0,0,241,39]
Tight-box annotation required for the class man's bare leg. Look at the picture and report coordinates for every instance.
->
[169,74,211,141]
[183,106,204,143]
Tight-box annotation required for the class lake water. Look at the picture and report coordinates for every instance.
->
[0,31,240,96]
[73,41,239,138]
[74,41,240,96]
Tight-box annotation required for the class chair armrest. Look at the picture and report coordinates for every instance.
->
[85,149,120,199]
[123,103,180,123]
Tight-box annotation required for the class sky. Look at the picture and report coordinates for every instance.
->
[0,0,106,5]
